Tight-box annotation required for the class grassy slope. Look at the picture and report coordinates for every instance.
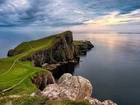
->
[0,31,90,105]
[0,96,90,105]
[0,31,71,96]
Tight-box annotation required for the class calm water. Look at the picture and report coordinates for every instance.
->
[73,33,140,105]
[1,31,140,105]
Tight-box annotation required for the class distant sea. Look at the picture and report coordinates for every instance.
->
[73,32,140,105]
[1,30,140,105]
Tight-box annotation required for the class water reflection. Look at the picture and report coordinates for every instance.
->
[73,33,140,105]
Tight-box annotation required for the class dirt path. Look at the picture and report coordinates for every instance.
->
[0,71,37,93]
[0,43,35,93]
[0,57,20,77]
[0,42,33,77]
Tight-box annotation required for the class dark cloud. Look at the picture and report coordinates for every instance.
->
[119,3,140,14]
[86,0,140,15]
[0,0,140,27]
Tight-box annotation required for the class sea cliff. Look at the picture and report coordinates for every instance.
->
[0,31,117,105]
[8,31,93,67]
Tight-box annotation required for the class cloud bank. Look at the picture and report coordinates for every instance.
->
[0,0,140,29]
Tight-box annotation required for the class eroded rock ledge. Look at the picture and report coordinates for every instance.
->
[31,72,55,90]
[31,73,117,105]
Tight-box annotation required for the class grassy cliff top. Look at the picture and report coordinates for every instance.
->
[0,31,93,105]
[73,40,85,45]
[0,31,72,97]
[12,30,72,56]
[0,96,90,105]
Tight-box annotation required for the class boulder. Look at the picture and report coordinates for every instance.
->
[31,73,117,105]
[58,73,92,99]
[85,97,117,105]
[102,100,117,105]
[31,73,92,100]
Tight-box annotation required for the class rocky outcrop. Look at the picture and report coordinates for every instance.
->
[31,72,55,90]
[7,31,94,67]
[86,97,117,105]
[74,41,94,55]
[31,73,117,105]
[30,32,75,67]
[31,73,92,100]
[7,49,16,57]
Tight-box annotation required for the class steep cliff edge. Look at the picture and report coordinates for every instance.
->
[7,31,94,67]
[29,31,75,67]
[0,31,117,105]
[6,30,94,91]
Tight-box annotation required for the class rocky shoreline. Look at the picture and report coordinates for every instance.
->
[31,73,117,105]
[7,31,117,105]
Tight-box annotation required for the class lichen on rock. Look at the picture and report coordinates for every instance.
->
[31,73,117,105]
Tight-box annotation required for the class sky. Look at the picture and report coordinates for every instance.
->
[0,0,140,32]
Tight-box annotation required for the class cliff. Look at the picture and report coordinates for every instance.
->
[6,30,94,93]
[0,31,117,105]
[7,31,94,67]
[31,72,55,90]
[29,31,75,67]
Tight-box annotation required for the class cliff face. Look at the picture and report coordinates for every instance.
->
[30,32,75,67]
[8,31,93,67]
[6,31,94,91]
[28,32,94,67]
[31,72,55,90]
[74,41,94,55]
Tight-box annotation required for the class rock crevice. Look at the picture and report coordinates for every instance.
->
[31,72,55,90]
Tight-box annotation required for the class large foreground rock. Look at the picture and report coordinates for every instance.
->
[31,73,117,105]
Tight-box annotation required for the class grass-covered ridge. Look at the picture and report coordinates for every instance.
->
[0,31,72,96]
[10,31,71,58]
[0,31,93,105]
[0,96,90,105]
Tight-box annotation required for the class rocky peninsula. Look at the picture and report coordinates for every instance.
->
[0,31,117,105]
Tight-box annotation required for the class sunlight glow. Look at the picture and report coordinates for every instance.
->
[84,10,140,26]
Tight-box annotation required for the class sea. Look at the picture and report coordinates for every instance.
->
[0,30,140,105]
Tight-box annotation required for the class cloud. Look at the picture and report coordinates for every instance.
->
[0,0,140,28]
[84,9,140,25]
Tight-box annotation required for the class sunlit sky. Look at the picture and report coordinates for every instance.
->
[0,0,140,32]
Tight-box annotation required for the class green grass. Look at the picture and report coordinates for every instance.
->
[12,30,72,58]
[0,96,90,105]
[0,49,47,95]
[0,31,74,97]
[13,42,31,53]
[0,31,72,96]
[0,55,47,95]
[73,40,85,45]
[0,55,21,74]
[0,30,91,104]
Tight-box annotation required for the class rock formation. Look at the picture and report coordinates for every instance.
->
[31,73,117,105]
[7,31,94,68]
[31,72,55,90]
